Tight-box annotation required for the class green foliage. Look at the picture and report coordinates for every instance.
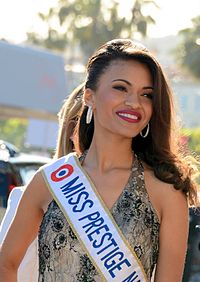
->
[182,127,200,155]
[0,119,28,150]
[27,0,158,60]
[175,15,200,79]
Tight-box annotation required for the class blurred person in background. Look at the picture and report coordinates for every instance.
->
[0,171,9,208]
[0,83,84,281]
[0,161,18,208]
[0,186,38,282]
[55,83,84,158]
[0,39,199,282]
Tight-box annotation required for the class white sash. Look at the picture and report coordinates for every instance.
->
[42,153,148,282]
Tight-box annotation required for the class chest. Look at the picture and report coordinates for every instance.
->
[84,168,132,210]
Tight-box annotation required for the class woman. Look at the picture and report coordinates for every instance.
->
[0,39,199,281]
[0,186,39,282]
[55,82,84,158]
[0,83,84,281]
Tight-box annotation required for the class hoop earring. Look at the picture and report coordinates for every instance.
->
[140,123,149,138]
[86,106,93,124]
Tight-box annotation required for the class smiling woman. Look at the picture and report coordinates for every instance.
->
[83,59,153,140]
[0,39,199,282]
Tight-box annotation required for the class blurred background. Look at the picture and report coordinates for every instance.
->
[0,0,199,281]
[0,0,200,155]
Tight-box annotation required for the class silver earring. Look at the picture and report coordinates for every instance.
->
[140,123,149,138]
[86,106,93,124]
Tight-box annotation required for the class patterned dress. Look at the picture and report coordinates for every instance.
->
[38,154,160,281]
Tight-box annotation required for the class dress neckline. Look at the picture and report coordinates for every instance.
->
[78,151,139,212]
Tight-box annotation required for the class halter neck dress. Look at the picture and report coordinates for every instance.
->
[38,153,160,281]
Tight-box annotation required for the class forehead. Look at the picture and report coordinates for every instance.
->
[99,59,152,82]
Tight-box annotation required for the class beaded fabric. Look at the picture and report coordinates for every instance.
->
[38,154,160,281]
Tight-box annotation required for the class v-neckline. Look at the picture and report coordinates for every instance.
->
[78,152,137,213]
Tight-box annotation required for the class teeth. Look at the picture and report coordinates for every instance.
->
[118,113,138,120]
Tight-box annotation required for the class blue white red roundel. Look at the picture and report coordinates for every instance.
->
[51,164,74,182]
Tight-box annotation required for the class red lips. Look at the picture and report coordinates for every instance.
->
[116,110,142,123]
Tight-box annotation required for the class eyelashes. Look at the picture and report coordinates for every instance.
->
[113,85,153,99]
[143,93,153,99]
[113,85,127,92]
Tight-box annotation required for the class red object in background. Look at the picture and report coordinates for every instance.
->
[8,184,16,193]
[6,173,18,194]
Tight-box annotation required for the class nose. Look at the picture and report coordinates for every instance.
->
[124,92,141,108]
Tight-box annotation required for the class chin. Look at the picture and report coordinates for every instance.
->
[100,124,139,139]
[116,130,139,140]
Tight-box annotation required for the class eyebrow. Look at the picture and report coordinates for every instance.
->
[112,79,154,90]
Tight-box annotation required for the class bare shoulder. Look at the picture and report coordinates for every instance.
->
[143,163,188,222]
[143,165,189,280]
[22,168,53,211]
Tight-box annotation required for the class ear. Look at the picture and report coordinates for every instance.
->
[83,88,95,109]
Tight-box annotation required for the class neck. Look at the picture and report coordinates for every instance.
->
[83,131,133,173]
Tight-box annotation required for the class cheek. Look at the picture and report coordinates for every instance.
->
[143,100,153,117]
[94,91,117,114]
[148,105,153,120]
[148,103,153,115]
[94,95,118,128]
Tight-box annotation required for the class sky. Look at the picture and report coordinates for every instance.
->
[0,0,199,43]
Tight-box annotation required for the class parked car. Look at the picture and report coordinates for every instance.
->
[0,140,51,207]
[0,140,20,157]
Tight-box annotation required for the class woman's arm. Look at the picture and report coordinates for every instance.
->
[0,170,52,281]
[154,185,189,282]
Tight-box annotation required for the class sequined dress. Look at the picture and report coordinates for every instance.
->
[38,154,160,281]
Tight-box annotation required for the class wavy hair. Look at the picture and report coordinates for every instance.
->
[75,39,199,206]
[54,83,84,159]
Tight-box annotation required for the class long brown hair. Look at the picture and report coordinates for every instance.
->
[54,83,84,159]
[75,39,199,206]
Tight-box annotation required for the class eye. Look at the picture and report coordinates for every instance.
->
[142,92,153,99]
[113,85,127,92]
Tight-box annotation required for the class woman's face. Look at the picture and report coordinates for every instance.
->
[89,59,153,139]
